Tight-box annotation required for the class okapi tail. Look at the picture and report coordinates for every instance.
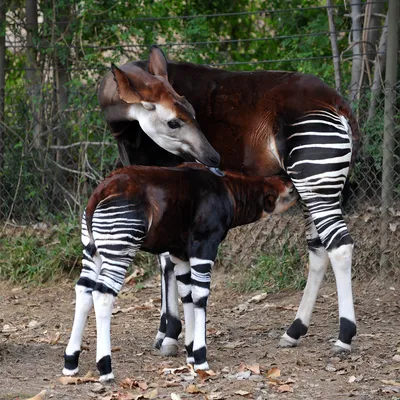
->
[85,194,99,257]
[348,109,361,174]
[84,179,113,258]
[336,97,361,174]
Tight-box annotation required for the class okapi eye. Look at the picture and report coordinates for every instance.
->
[167,119,181,129]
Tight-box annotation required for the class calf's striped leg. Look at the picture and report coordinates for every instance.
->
[63,214,102,376]
[64,202,147,382]
[92,207,146,381]
[190,257,213,371]
[282,110,356,352]
[158,254,182,357]
[173,257,195,364]
[153,254,169,350]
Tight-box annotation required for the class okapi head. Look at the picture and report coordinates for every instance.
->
[108,47,220,168]
[263,175,298,215]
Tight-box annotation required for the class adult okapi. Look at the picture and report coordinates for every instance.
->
[96,46,360,360]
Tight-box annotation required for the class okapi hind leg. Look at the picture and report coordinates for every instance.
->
[279,204,330,348]
[63,213,102,376]
[282,110,357,352]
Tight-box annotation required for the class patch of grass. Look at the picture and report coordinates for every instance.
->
[0,221,82,283]
[0,221,159,285]
[233,245,307,293]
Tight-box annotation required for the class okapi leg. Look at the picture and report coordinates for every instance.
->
[159,254,182,357]
[91,203,147,382]
[63,214,102,376]
[283,110,357,352]
[173,257,195,364]
[190,257,214,371]
[280,205,329,347]
[153,253,170,350]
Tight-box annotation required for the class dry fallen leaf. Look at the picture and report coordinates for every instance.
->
[186,384,206,394]
[26,390,47,400]
[208,392,224,400]
[59,375,98,385]
[235,390,250,396]
[381,380,400,387]
[143,389,158,399]
[125,268,145,285]
[277,384,294,393]
[39,331,61,345]
[197,369,216,381]
[267,367,281,379]
[246,364,261,375]
[162,365,192,375]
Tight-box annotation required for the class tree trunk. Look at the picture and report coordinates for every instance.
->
[26,0,42,149]
[326,0,341,91]
[367,13,388,123]
[366,0,386,63]
[0,0,6,216]
[380,0,399,269]
[349,0,363,107]
[54,1,70,161]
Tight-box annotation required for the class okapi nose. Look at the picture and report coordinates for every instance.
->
[206,150,220,167]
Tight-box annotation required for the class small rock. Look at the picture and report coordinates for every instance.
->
[325,364,336,372]
[28,320,38,328]
[249,293,268,303]
[236,370,251,380]
[393,354,400,362]
[91,383,105,394]
[2,324,17,333]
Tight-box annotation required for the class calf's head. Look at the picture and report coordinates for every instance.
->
[110,47,220,168]
[263,175,298,215]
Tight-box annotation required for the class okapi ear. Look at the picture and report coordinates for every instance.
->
[148,45,168,80]
[264,190,278,213]
[111,64,160,104]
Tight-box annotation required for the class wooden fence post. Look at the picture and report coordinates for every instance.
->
[380,0,399,269]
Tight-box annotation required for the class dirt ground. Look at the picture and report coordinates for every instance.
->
[0,272,399,400]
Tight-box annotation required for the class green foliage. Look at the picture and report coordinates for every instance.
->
[232,245,306,293]
[0,221,82,283]
[0,222,158,284]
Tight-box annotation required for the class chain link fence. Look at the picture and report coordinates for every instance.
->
[0,2,398,278]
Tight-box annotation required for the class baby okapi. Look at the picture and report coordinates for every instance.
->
[63,164,298,381]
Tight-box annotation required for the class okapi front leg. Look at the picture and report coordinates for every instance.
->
[190,258,213,371]
[153,252,182,355]
[173,257,195,364]
[159,254,182,357]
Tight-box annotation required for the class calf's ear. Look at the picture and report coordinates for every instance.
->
[264,191,278,213]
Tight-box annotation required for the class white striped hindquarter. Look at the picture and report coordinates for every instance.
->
[86,202,146,295]
[285,110,352,250]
